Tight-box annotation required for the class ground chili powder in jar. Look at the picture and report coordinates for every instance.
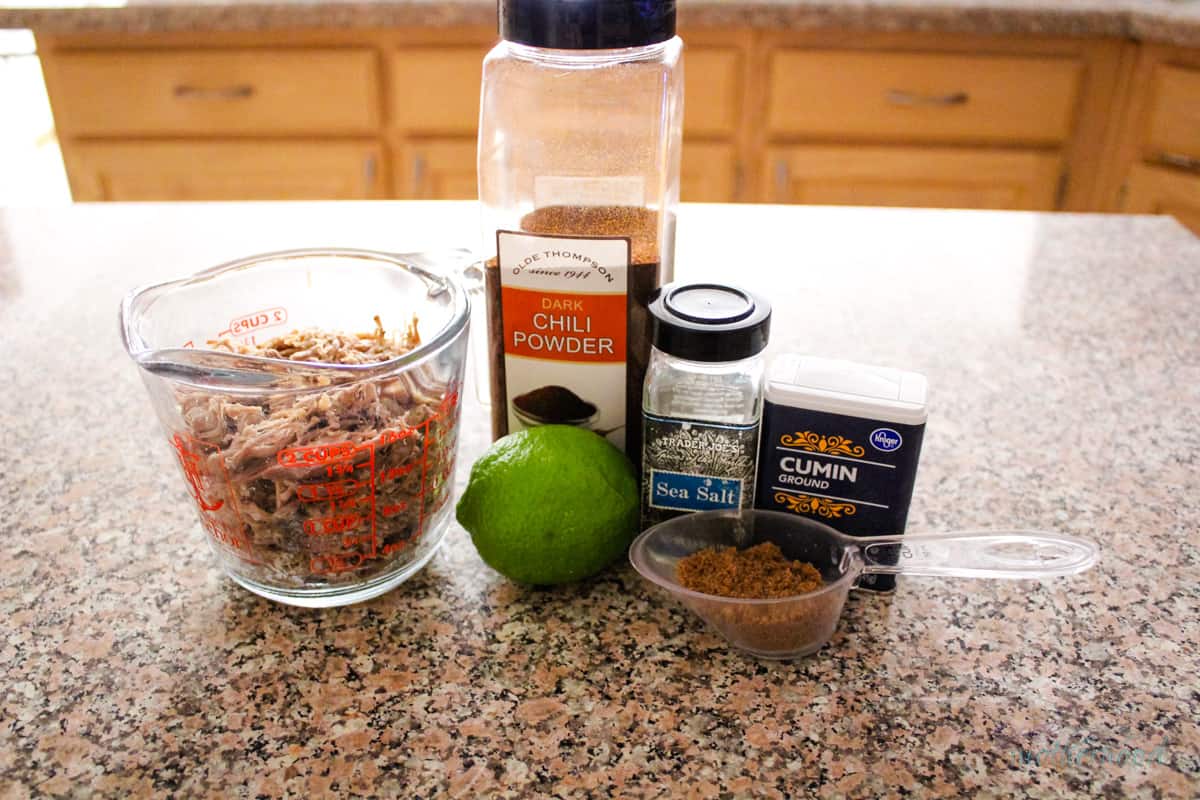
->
[485,205,664,461]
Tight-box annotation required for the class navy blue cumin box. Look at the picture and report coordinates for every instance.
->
[753,355,928,592]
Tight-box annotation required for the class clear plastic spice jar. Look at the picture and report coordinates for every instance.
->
[641,283,772,529]
[477,0,684,460]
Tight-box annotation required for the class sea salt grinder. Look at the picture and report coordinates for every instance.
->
[641,283,771,530]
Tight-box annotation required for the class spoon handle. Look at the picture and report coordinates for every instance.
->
[856,530,1098,580]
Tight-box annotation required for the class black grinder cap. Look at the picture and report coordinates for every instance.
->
[649,282,771,363]
[498,0,676,50]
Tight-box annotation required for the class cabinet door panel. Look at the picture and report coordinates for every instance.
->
[50,50,379,136]
[684,48,741,137]
[767,51,1081,145]
[765,145,1062,210]
[1145,65,1200,164]
[68,141,383,201]
[390,47,489,135]
[1121,164,1200,237]
[681,141,737,202]
[396,139,477,199]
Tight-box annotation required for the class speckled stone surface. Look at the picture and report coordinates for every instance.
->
[1,0,1199,48]
[0,202,1197,797]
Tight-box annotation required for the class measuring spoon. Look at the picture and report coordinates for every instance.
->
[629,509,1098,659]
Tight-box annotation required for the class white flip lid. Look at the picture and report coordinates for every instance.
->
[766,354,928,426]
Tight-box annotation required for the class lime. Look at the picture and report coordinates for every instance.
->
[456,425,639,585]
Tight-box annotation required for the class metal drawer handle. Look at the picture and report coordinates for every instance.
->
[773,159,791,200]
[173,84,255,100]
[1158,152,1200,173]
[886,89,969,107]
[411,154,427,196]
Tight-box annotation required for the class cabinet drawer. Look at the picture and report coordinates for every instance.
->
[684,48,740,137]
[395,137,739,201]
[395,138,477,199]
[1145,65,1200,165]
[390,47,488,134]
[767,51,1082,144]
[1121,164,1200,236]
[765,145,1062,210]
[390,44,725,136]
[49,50,379,136]
[67,141,384,201]
[681,141,737,201]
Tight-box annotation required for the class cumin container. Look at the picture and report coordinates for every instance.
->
[477,0,684,459]
[754,355,928,593]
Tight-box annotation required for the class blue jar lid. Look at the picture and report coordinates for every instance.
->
[498,0,676,50]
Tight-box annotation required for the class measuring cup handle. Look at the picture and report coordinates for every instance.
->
[386,249,491,407]
[460,258,492,408]
[857,530,1098,580]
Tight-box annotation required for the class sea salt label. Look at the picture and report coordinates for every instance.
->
[642,413,759,528]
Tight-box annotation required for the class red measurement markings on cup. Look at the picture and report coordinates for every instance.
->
[376,386,461,557]
[208,305,290,348]
[416,387,461,538]
[221,306,289,338]
[280,440,378,576]
[273,385,462,573]
[375,423,422,558]
[168,432,261,564]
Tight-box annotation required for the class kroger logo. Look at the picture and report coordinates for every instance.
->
[870,428,903,452]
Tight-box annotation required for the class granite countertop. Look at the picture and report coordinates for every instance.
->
[1,201,1198,797]
[0,0,1198,48]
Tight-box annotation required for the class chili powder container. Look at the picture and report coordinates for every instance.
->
[754,355,928,592]
[477,0,684,460]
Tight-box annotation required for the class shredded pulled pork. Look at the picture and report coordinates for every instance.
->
[174,319,460,589]
[208,314,420,365]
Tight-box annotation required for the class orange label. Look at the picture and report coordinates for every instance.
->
[501,286,626,364]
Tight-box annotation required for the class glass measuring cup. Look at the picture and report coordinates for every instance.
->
[629,509,1098,659]
[120,248,471,607]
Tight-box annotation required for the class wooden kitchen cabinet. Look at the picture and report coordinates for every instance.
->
[33,26,1180,219]
[389,46,488,135]
[681,142,738,202]
[1106,46,1200,235]
[1143,65,1200,164]
[679,40,745,201]
[394,138,742,202]
[387,43,489,200]
[765,50,1082,145]
[394,138,477,199]
[683,46,742,138]
[1120,165,1200,234]
[384,42,746,201]
[38,30,752,203]
[44,49,380,137]
[66,141,385,201]
[766,145,1062,209]
[392,136,740,204]
[759,39,1079,209]
[752,32,1123,210]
